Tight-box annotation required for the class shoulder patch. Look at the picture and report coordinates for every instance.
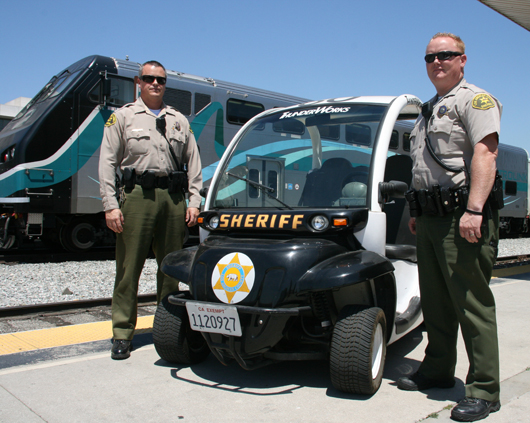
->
[472,94,495,110]
[105,113,117,127]
[189,127,194,134]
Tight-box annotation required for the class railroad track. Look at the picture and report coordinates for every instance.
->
[493,254,530,267]
[0,293,157,319]
[1,253,528,320]
[0,247,117,264]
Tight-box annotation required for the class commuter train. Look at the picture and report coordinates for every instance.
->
[0,55,528,251]
[0,55,309,251]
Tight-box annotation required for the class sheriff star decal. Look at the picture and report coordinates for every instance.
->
[212,252,255,304]
[472,94,495,110]
[105,113,117,127]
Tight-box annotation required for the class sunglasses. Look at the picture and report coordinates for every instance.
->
[140,75,167,85]
[424,51,463,63]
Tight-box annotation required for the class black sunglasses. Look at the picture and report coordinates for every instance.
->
[140,75,167,85]
[424,51,463,63]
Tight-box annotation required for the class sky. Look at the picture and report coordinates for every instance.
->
[1,0,529,151]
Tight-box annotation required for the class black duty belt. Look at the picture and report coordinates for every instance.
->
[134,173,169,189]
[405,171,504,218]
[405,185,469,217]
[121,168,187,194]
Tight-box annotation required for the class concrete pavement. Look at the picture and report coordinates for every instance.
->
[0,274,528,423]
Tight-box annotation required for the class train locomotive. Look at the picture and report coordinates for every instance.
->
[0,55,308,251]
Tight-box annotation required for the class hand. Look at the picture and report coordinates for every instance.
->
[408,217,416,235]
[186,207,200,227]
[105,209,124,233]
[459,211,482,243]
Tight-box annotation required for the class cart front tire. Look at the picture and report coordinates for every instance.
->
[330,306,387,395]
[153,294,210,364]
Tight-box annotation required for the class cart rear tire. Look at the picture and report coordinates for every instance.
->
[153,294,210,364]
[330,306,387,395]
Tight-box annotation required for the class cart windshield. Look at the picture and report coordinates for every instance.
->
[211,103,388,210]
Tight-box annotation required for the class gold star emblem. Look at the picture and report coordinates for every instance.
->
[213,253,254,303]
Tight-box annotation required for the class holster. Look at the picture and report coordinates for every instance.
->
[139,170,156,190]
[169,171,188,194]
[122,167,135,189]
[405,189,421,217]
[488,171,504,210]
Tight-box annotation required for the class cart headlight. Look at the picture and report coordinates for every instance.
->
[311,215,329,231]
[208,215,219,230]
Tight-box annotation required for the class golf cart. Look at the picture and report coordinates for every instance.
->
[153,95,424,395]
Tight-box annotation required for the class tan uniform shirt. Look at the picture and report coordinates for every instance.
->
[410,78,502,190]
[99,97,202,211]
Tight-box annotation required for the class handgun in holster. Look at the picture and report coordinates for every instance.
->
[122,167,135,189]
[405,189,421,217]
[169,171,188,194]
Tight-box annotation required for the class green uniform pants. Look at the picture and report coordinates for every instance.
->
[416,208,500,402]
[112,185,186,340]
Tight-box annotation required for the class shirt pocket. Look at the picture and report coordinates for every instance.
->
[168,129,186,155]
[429,118,455,155]
[126,129,150,155]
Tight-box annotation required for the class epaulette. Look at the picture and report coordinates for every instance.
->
[165,105,180,114]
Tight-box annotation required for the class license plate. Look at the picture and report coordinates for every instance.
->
[185,301,242,337]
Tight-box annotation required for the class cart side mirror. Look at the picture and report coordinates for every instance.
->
[378,180,408,204]
[200,187,208,198]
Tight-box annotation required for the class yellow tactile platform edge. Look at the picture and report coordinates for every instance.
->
[0,315,154,355]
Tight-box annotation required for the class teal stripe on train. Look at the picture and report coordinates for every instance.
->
[0,108,112,198]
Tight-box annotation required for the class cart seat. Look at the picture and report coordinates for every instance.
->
[385,244,417,262]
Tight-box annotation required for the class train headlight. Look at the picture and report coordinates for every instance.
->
[310,215,329,231]
[2,146,15,163]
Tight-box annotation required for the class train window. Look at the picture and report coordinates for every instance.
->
[44,71,79,101]
[227,99,265,125]
[403,132,411,152]
[346,124,371,146]
[108,78,135,106]
[88,84,99,103]
[318,125,340,140]
[164,88,192,116]
[195,93,211,114]
[389,130,399,150]
[273,118,305,135]
[248,169,260,198]
[88,78,135,107]
[505,180,517,196]
[268,170,278,195]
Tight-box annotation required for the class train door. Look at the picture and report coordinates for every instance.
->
[72,74,135,214]
[246,156,285,208]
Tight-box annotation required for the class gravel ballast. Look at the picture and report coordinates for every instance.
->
[1,238,529,308]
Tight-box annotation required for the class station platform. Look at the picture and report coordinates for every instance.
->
[0,273,529,423]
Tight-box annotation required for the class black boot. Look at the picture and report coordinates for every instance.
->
[451,397,501,422]
[397,371,455,391]
[111,339,133,360]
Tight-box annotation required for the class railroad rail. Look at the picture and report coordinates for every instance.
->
[493,254,530,267]
[0,293,157,319]
[0,247,116,264]
[0,254,528,320]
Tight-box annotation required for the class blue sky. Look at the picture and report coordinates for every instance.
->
[1,0,528,151]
